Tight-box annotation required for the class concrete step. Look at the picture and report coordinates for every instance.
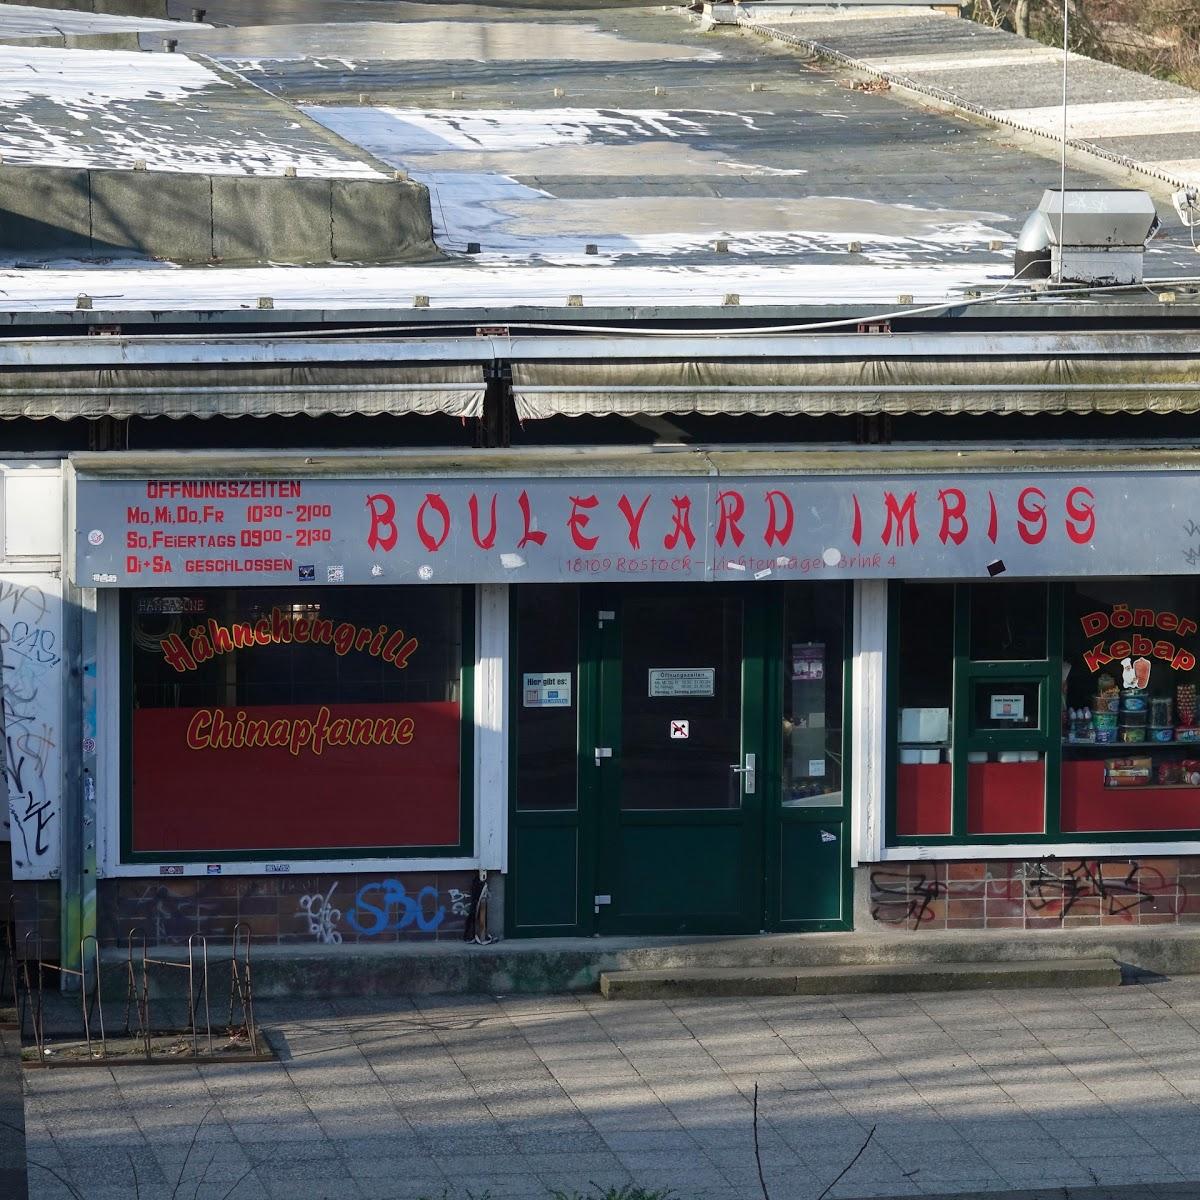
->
[91,926,1196,996]
[599,957,1122,999]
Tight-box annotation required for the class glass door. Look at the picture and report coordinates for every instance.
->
[766,584,851,930]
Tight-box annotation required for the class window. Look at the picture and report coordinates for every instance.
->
[781,584,845,807]
[890,578,1200,844]
[891,582,1054,842]
[514,585,578,812]
[126,586,470,859]
[1061,580,1200,835]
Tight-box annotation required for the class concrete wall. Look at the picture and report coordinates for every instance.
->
[0,0,170,15]
[0,164,438,265]
[859,856,1200,931]
[0,32,146,49]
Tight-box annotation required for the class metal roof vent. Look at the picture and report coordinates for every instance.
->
[1029,188,1158,286]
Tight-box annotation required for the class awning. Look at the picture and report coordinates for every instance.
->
[511,357,1200,419]
[0,363,485,420]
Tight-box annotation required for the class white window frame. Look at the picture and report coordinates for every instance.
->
[96,584,509,878]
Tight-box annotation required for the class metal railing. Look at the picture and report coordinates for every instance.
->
[15,921,262,1066]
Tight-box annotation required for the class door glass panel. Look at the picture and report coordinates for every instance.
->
[515,585,579,811]
[969,582,1048,661]
[782,583,845,808]
[620,593,742,810]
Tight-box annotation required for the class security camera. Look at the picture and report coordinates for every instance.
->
[1173,187,1200,227]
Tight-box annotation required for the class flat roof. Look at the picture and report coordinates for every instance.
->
[739,4,1200,191]
[1,0,1198,319]
[0,41,383,176]
[0,2,204,39]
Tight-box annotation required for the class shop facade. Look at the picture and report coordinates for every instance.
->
[11,446,1200,961]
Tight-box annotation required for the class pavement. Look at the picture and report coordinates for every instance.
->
[1,1025,27,1200]
[21,980,1200,1200]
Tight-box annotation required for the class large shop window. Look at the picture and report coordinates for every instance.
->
[890,579,1200,844]
[125,586,471,860]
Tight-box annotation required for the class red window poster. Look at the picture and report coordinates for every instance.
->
[128,586,465,855]
[132,702,460,852]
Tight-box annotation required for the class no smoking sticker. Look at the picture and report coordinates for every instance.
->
[670,720,689,739]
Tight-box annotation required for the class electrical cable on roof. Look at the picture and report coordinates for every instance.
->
[17,274,1200,345]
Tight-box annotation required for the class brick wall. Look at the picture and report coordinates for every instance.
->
[0,854,59,959]
[865,857,1200,931]
[97,870,477,948]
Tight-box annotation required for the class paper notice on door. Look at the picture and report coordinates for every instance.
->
[792,643,825,681]
[648,668,715,697]
[523,672,572,708]
[808,758,826,777]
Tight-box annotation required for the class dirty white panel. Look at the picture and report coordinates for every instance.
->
[0,571,62,879]
[0,260,1000,311]
[5,471,61,558]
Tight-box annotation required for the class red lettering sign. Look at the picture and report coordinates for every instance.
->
[416,492,451,552]
[366,493,398,551]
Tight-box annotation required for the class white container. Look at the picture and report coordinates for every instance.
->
[899,707,950,744]
[1018,750,1040,762]
[919,748,941,765]
[997,750,1022,764]
[898,748,922,765]
[967,751,989,764]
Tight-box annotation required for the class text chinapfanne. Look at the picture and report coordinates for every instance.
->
[185,705,416,757]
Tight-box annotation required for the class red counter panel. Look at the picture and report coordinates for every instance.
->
[1062,759,1200,833]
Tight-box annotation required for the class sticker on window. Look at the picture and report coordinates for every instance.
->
[523,672,572,708]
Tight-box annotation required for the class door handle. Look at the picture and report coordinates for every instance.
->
[730,752,756,794]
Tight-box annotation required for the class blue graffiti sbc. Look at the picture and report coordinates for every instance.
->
[346,879,445,935]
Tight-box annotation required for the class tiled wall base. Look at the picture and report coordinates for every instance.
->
[97,871,478,947]
[865,858,1200,931]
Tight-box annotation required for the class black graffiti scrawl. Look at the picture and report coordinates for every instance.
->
[0,578,61,875]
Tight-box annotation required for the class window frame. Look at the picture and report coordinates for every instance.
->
[887,580,1076,847]
[119,584,476,864]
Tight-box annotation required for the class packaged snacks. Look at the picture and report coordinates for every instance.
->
[1160,761,1186,785]
[1105,757,1151,771]
[1178,683,1197,726]
[1104,755,1151,787]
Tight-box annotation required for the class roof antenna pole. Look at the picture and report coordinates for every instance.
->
[1058,0,1069,282]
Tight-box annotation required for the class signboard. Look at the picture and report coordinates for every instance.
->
[649,668,715,697]
[670,720,690,739]
[69,469,1200,586]
[523,672,572,708]
[131,702,461,853]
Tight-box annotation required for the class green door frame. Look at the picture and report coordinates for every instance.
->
[764,584,854,932]
[507,581,853,937]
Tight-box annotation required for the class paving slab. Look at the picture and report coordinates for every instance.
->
[0,1027,27,1200]
[23,980,1200,1198]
